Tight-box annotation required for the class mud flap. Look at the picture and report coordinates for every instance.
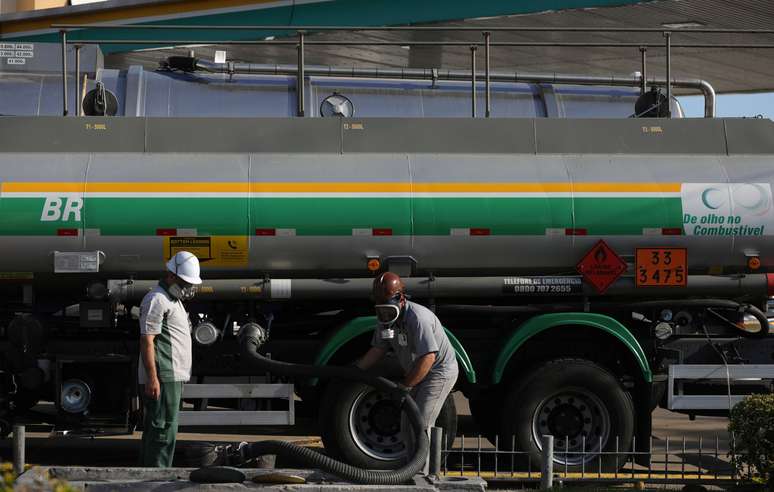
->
[634,381,653,467]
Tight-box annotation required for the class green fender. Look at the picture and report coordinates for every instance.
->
[491,312,652,384]
[312,316,476,384]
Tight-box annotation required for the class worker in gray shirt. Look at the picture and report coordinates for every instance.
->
[357,272,458,471]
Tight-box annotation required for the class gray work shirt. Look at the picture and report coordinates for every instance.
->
[138,284,193,384]
[371,300,458,379]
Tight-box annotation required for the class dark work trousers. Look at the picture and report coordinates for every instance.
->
[140,381,183,467]
[401,366,458,474]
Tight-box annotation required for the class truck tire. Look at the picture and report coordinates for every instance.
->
[498,358,634,473]
[319,380,457,470]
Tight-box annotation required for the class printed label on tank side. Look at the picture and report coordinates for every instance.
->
[1,43,33,66]
[164,236,248,267]
[682,183,774,236]
[502,276,583,295]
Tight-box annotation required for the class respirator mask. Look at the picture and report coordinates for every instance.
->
[374,293,403,340]
[168,281,196,301]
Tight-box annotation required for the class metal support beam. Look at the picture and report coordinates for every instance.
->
[179,383,295,426]
[668,364,774,410]
[13,425,25,476]
[639,46,647,95]
[541,435,554,489]
[53,23,774,35]
[664,32,672,118]
[297,31,305,117]
[75,45,81,117]
[429,426,443,477]
[51,35,774,49]
[60,30,68,116]
[111,274,767,303]
[470,45,477,118]
[484,32,491,118]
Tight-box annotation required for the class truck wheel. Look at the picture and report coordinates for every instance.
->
[499,358,634,472]
[319,380,457,469]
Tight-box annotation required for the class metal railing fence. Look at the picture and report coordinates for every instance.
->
[439,432,740,486]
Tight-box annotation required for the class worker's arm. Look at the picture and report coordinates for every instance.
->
[140,334,160,399]
[139,294,166,399]
[356,346,387,370]
[403,352,436,388]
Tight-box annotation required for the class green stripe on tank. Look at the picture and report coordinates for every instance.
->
[0,196,683,236]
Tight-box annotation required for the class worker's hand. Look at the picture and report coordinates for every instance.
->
[145,376,161,400]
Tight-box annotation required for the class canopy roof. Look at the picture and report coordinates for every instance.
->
[2,0,773,94]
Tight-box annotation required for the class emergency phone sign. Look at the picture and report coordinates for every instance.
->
[635,248,687,287]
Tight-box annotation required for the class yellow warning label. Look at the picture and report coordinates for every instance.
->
[164,236,248,267]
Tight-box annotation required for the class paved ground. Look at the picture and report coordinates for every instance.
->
[0,394,732,473]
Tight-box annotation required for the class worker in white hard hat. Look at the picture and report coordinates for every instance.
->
[138,251,202,467]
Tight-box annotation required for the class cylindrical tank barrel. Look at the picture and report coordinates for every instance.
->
[2,127,774,278]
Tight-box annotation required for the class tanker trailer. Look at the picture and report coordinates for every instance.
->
[1,44,774,472]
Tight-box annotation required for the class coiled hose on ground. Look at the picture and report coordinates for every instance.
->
[237,323,429,485]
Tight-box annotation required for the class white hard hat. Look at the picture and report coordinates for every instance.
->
[166,251,202,285]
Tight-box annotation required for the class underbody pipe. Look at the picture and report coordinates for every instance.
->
[109,274,769,303]
[237,324,428,484]
[194,60,717,118]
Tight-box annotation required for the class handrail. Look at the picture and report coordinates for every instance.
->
[194,60,716,118]
[54,23,767,118]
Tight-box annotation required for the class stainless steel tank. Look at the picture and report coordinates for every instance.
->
[1,116,773,278]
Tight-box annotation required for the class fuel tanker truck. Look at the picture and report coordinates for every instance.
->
[1,42,774,472]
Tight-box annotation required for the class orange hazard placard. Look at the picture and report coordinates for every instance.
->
[576,240,628,294]
[636,248,687,287]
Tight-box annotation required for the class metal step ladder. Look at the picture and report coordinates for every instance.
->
[667,364,774,411]
[179,383,294,426]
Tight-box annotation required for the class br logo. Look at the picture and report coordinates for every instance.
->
[40,197,83,222]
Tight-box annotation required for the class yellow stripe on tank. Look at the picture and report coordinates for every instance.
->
[0,182,683,194]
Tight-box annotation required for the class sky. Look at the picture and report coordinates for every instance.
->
[679,92,774,119]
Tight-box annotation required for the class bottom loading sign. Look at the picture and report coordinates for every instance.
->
[164,236,248,267]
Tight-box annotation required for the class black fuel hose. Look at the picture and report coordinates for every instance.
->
[238,324,429,485]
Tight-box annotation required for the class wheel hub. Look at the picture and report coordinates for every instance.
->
[349,389,407,461]
[547,403,585,438]
[532,388,611,467]
[367,399,401,436]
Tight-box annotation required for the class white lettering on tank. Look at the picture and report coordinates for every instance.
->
[41,197,63,221]
[40,197,83,222]
[62,198,83,221]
